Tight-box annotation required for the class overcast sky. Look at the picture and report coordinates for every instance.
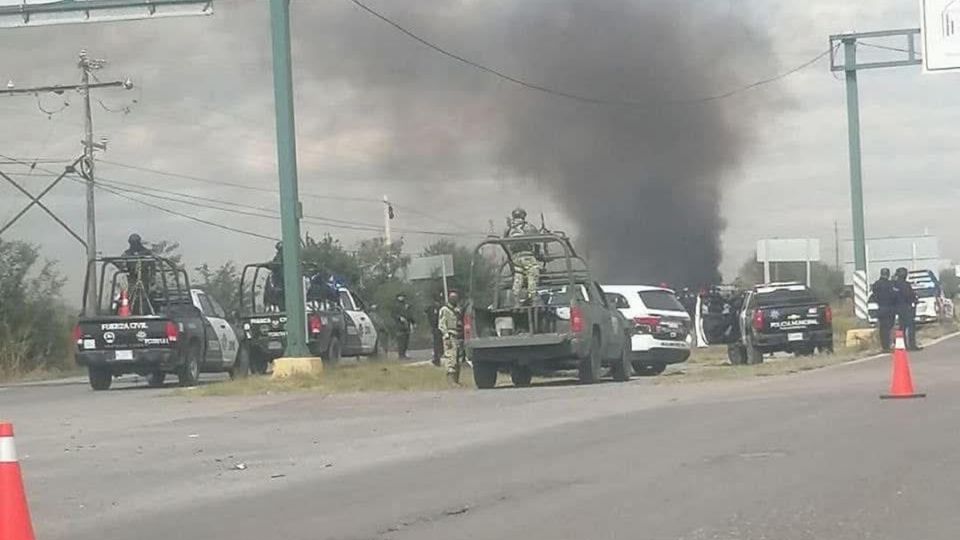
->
[1,0,957,301]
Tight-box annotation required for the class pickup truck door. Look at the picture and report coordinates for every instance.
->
[695,291,741,346]
[340,289,377,353]
[593,282,621,358]
[191,290,237,367]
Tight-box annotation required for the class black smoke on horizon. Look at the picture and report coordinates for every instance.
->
[291,0,777,286]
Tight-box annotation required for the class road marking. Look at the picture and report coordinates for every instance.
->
[827,330,960,370]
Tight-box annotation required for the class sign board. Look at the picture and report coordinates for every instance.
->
[756,239,820,263]
[842,235,948,284]
[407,254,455,281]
[921,0,960,72]
[0,0,213,28]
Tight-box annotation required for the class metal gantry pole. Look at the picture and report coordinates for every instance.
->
[269,0,309,357]
[842,38,868,275]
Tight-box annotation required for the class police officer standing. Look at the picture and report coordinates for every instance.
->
[123,233,152,256]
[438,290,464,386]
[870,268,896,352]
[425,295,443,366]
[504,207,541,306]
[392,293,415,359]
[893,267,922,351]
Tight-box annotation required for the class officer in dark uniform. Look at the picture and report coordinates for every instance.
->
[392,293,415,359]
[122,233,153,315]
[123,233,152,256]
[870,268,897,351]
[425,295,443,366]
[893,267,921,351]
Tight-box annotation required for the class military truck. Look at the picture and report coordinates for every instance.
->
[74,255,245,390]
[237,262,347,373]
[464,233,631,389]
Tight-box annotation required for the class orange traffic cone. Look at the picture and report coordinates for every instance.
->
[880,330,926,400]
[0,423,35,540]
[118,289,131,317]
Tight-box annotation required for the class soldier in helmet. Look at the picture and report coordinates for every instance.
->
[503,207,541,306]
[123,233,152,257]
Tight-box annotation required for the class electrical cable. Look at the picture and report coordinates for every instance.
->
[348,0,833,108]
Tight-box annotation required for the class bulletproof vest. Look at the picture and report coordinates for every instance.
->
[506,221,538,254]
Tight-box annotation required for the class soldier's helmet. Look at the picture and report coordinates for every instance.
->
[128,233,142,245]
[511,207,527,220]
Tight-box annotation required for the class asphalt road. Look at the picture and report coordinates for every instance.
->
[4,336,960,540]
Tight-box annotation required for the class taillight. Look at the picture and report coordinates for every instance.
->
[165,321,179,343]
[308,313,323,335]
[752,310,765,331]
[824,306,833,324]
[463,314,474,340]
[571,306,584,334]
[632,316,661,334]
[72,325,83,345]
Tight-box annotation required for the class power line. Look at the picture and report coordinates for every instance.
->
[347,0,832,108]
[858,41,914,55]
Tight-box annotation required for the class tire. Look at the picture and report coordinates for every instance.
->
[325,336,342,366]
[510,364,533,387]
[579,331,603,384]
[146,371,166,388]
[178,345,201,387]
[611,346,631,382]
[632,362,667,376]
[727,344,747,366]
[473,361,498,389]
[370,338,381,359]
[745,335,763,365]
[794,346,816,357]
[230,345,251,380]
[88,367,112,391]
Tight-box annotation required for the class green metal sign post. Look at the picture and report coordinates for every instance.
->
[268,0,310,358]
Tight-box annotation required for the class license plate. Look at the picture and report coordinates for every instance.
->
[115,350,134,360]
[268,341,283,350]
[787,333,804,342]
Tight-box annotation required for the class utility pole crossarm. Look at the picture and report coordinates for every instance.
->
[829,29,922,72]
[0,80,130,96]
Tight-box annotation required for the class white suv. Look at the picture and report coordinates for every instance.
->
[602,285,692,375]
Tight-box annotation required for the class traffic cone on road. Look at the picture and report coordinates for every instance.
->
[0,423,36,540]
[117,289,131,317]
[880,330,926,400]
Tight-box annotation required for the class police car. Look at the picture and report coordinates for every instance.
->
[867,269,955,325]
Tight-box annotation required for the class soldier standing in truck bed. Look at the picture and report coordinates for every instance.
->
[504,207,541,307]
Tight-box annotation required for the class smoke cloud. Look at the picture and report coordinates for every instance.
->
[290,0,777,286]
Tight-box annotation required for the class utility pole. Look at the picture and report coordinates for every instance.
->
[0,51,131,313]
[383,194,392,245]
[834,220,840,270]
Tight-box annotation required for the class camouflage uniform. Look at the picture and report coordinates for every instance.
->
[505,217,541,305]
[437,302,463,378]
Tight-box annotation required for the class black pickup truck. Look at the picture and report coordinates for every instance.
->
[74,255,245,390]
[464,233,631,388]
[237,262,348,373]
[696,282,833,365]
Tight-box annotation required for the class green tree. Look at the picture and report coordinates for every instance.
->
[420,239,496,304]
[0,240,72,379]
[194,261,241,317]
[146,239,182,267]
[301,233,361,286]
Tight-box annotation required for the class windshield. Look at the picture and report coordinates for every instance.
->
[638,290,684,311]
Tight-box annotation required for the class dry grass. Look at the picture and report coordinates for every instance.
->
[179,361,471,397]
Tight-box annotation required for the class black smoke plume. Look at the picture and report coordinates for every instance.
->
[289,0,776,286]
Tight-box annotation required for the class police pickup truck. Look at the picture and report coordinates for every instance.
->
[74,255,244,391]
[464,233,631,388]
[237,262,350,373]
[696,282,833,365]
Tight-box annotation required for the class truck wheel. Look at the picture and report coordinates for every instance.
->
[473,361,498,389]
[510,365,533,387]
[633,363,666,376]
[612,346,631,382]
[745,336,763,365]
[230,345,251,380]
[579,331,603,384]
[794,346,816,357]
[146,372,166,388]
[178,345,201,387]
[88,367,112,391]
[727,344,747,365]
[324,336,342,366]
